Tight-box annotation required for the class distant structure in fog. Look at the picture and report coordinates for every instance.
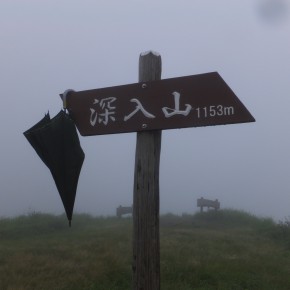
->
[197,197,220,212]
[116,205,133,218]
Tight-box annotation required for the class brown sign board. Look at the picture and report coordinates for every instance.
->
[64,72,255,136]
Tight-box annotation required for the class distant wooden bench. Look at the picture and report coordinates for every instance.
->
[116,205,132,218]
[197,197,220,212]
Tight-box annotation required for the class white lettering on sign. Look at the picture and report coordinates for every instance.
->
[89,94,236,128]
[195,105,234,118]
[90,97,116,126]
[162,92,192,117]
[124,98,156,121]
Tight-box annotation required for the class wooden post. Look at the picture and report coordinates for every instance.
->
[132,51,162,290]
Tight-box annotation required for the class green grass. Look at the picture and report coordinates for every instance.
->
[1,210,290,289]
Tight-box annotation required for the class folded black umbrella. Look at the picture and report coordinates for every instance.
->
[24,110,85,226]
[23,112,51,168]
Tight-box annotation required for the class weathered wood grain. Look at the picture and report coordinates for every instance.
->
[132,51,162,290]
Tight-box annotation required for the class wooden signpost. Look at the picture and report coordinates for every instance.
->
[61,51,255,290]
[132,52,162,290]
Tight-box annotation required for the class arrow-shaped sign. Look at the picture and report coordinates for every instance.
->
[63,72,255,136]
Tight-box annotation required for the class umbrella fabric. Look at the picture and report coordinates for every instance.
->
[23,112,51,168]
[24,110,85,225]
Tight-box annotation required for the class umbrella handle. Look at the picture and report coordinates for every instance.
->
[61,89,75,110]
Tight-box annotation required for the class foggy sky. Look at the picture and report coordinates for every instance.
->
[1,0,290,221]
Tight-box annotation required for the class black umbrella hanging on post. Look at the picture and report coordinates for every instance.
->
[24,109,85,226]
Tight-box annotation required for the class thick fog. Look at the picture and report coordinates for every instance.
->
[1,0,290,221]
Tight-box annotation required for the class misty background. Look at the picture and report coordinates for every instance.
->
[1,0,290,221]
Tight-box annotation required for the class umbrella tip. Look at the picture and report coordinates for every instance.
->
[69,220,71,227]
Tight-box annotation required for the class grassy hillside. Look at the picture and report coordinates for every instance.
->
[0,210,290,290]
